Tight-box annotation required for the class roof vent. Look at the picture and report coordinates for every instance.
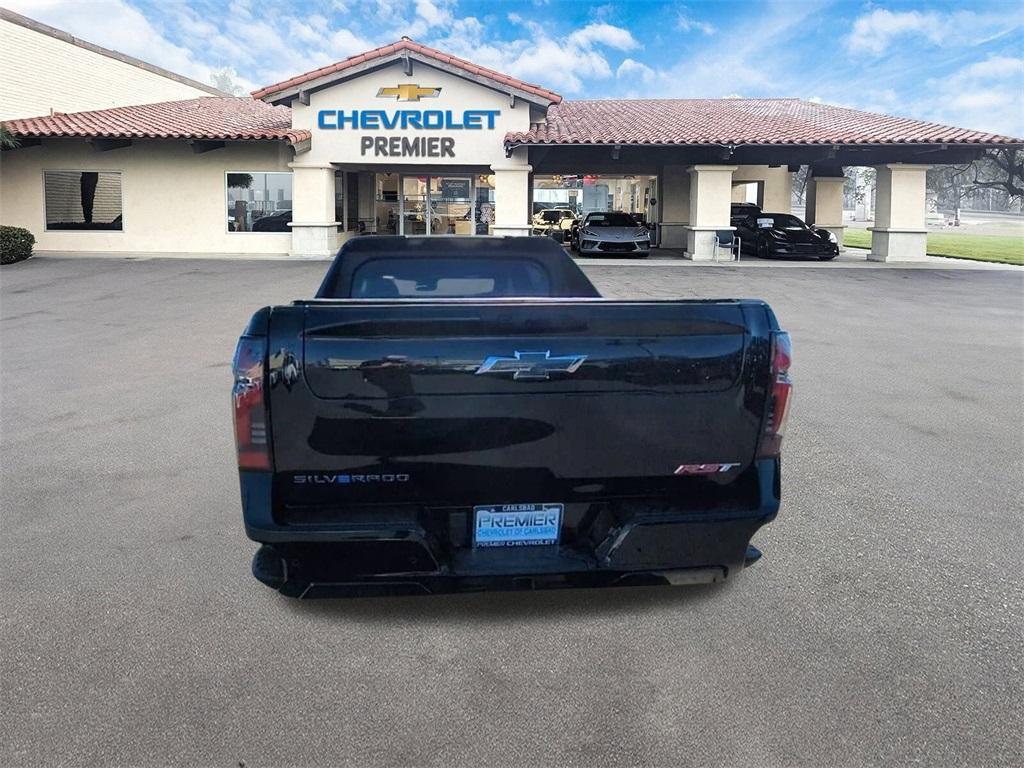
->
[400,35,412,41]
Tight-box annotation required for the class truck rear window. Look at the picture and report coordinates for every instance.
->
[349,258,552,298]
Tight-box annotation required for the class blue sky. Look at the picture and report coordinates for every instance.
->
[8,0,1024,136]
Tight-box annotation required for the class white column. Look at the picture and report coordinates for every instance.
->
[289,164,341,258]
[490,158,532,237]
[869,163,930,262]
[659,164,690,249]
[805,175,846,247]
[684,165,737,260]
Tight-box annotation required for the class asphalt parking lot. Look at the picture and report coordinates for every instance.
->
[2,256,1022,767]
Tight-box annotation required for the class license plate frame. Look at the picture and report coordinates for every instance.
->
[472,503,563,548]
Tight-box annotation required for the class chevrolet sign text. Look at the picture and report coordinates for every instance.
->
[316,108,501,157]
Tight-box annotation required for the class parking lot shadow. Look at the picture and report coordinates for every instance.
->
[282,579,734,625]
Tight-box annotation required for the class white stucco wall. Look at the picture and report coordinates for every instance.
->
[732,165,793,213]
[0,139,294,255]
[0,17,217,120]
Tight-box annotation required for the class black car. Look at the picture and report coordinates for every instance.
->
[735,212,839,260]
[730,202,761,227]
[252,210,293,232]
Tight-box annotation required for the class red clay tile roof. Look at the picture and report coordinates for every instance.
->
[505,99,1023,147]
[251,38,562,105]
[4,97,310,145]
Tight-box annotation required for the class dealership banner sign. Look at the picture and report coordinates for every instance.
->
[316,84,501,157]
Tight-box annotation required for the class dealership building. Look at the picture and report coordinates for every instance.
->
[1,8,1020,262]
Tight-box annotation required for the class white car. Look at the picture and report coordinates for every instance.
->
[531,208,577,243]
[574,212,650,257]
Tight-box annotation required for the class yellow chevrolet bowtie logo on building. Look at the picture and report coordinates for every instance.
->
[376,84,441,102]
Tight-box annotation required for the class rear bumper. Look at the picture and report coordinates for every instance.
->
[239,460,780,597]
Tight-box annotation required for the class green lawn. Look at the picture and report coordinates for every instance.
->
[842,228,1024,265]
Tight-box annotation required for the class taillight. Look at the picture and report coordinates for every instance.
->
[233,335,270,470]
[757,331,792,459]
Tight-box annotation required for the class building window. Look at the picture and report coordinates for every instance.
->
[226,172,292,232]
[44,171,123,231]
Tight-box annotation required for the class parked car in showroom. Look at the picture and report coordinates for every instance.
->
[730,202,761,226]
[532,208,577,243]
[572,211,651,257]
[734,212,839,260]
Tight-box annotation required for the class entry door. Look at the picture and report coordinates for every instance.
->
[398,175,474,235]
[400,176,430,235]
[431,176,474,235]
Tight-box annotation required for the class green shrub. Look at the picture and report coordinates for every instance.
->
[0,225,35,265]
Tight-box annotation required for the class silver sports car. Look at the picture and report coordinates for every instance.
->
[573,211,650,257]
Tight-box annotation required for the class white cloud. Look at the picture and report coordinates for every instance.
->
[415,0,451,27]
[922,56,1024,137]
[616,58,656,85]
[676,13,715,35]
[288,18,326,46]
[852,55,1024,137]
[3,0,217,84]
[649,0,831,98]
[428,16,641,94]
[329,29,374,58]
[846,10,941,55]
[846,9,1021,56]
[568,22,638,51]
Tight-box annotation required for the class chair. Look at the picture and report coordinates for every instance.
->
[713,230,741,262]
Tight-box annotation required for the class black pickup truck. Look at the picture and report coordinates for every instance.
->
[232,236,791,597]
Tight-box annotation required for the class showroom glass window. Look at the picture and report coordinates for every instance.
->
[226,172,293,232]
[44,171,123,231]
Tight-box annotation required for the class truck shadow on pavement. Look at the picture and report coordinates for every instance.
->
[281,580,735,625]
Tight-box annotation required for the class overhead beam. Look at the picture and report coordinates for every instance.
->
[189,139,226,154]
[809,162,845,178]
[87,138,132,152]
[525,143,992,174]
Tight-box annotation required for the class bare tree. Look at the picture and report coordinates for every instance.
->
[925,149,1024,221]
[792,166,811,204]
[969,148,1024,201]
[927,164,974,224]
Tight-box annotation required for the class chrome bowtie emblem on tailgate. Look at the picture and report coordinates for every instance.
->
[474,351,587,380]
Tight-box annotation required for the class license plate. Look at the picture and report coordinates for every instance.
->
[473,503,562,548]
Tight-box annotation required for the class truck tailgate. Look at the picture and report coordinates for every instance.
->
[266,299,774,505]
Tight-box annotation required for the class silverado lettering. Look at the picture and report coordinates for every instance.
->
[293,474,410,484]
